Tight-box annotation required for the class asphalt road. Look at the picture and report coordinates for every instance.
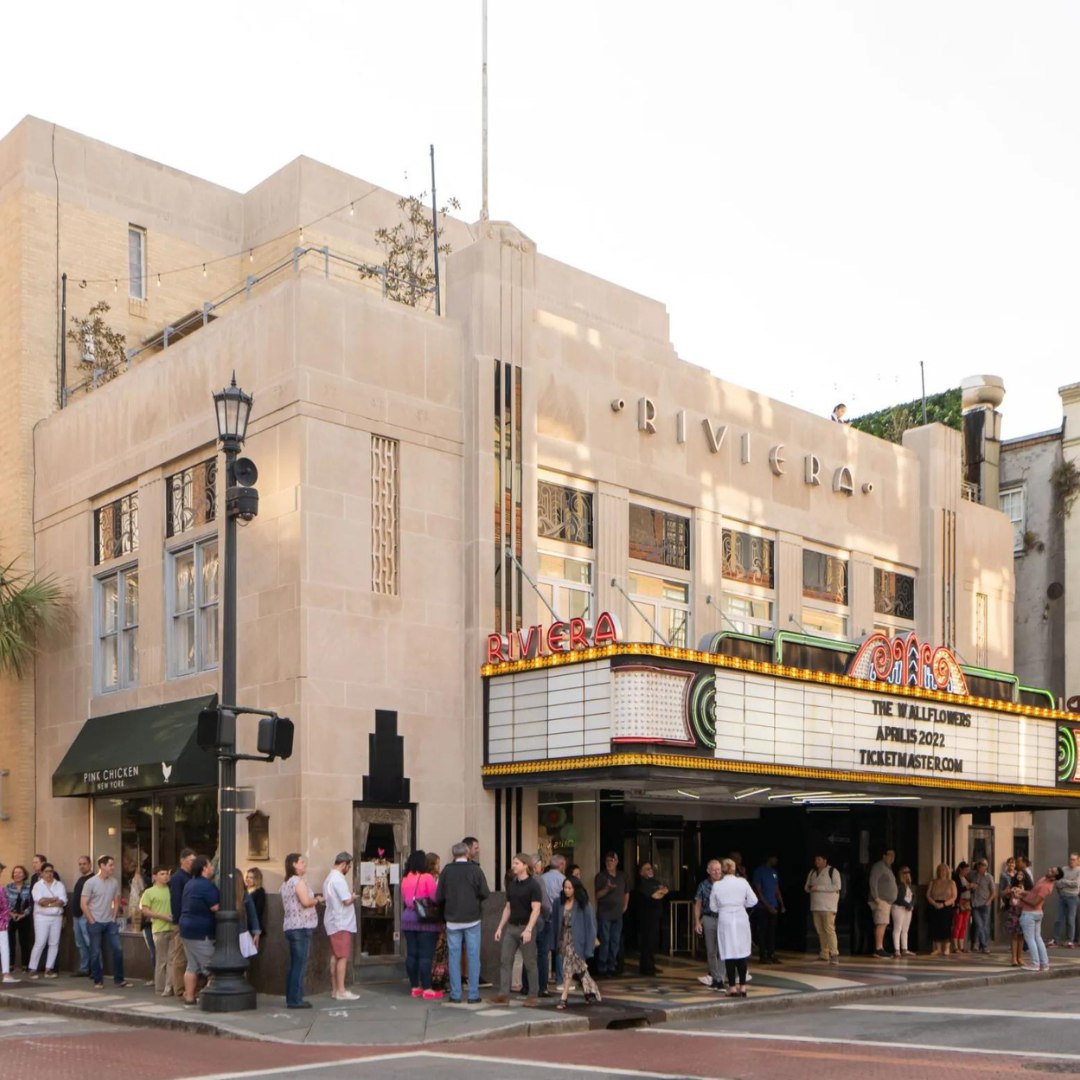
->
[4,980,1080,1079]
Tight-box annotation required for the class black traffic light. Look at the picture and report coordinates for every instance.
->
[196,706,236,751]
[257,715,294,761]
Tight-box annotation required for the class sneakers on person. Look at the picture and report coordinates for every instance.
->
[43,971,58,979]
[2,975,19,984]
[1022,964,1041,971]
[338,990,359,1000]
[523,996,539,1007]
[422,989,443,1000]
[874,949,890,959]
[829,955,840,964]
[1047,939,1058,947]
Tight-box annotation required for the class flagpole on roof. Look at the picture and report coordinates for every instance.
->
[481,0,489,221]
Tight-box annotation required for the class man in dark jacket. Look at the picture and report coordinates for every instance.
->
[167,849,196,998]
[435,841,491,1003]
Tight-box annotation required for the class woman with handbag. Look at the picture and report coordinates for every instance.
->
[950,861,972,954]
[426,853,450,992]
[401,849,443,1000]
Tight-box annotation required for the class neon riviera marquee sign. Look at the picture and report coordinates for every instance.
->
[847,632,968,696]
[487,612,619,664]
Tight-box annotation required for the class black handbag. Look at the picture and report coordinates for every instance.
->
[412,894,442,922]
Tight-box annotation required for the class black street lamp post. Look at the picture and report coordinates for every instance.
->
[202,373,257,1013]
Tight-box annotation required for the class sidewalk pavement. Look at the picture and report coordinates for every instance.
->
[3,948,1079,1046]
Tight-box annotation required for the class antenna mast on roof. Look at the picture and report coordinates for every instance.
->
[481,0,489,221]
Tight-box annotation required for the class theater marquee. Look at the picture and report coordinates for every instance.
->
[483,640,1065,797]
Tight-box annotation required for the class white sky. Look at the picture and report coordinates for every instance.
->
[5,1,1079,438]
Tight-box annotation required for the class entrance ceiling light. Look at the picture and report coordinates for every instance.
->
[767,790,831,801]
[676,789,700,799]
[732,787,771,800]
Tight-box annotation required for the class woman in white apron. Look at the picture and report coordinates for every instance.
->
[709,858,757,997]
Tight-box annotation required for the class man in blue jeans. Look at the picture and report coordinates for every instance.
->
[435,841,491,1003]
[80,855,131,989]
[593,852,628,977]
[537,854,566,995]
[69,855,94,976]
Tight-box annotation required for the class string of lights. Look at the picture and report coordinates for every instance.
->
[72,185,383,289]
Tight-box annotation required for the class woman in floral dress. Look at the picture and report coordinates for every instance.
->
[555,876,600,1009]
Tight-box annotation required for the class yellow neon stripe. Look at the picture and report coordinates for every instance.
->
[482,644,1070,724]
[480,751,1079,800]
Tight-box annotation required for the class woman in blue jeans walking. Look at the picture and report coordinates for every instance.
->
[401,850,444,999]
[281,853,322,1008]
[1014,865,1062,972]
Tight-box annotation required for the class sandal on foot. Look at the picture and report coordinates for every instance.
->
[556,999,568,1010]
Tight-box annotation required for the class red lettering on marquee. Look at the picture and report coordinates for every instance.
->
[485,612,621,664]
[547,621,568,653]
[593,611,619,648]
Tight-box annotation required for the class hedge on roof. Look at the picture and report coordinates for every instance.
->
[849,387,962,444]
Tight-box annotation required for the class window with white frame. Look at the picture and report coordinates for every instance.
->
[537,553,593,622]
[128,225,146,300]
[998,486,1025,554]
[96,566,138,692]
[168,538,219,676]
[802,547,849,640]
[627,573,691,647]
[721,528,775,635]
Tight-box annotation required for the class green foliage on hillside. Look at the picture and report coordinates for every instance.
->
[849,387,962,444]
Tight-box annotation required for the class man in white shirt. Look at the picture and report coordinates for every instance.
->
[804,853,842,963]
[323,852,359,1001]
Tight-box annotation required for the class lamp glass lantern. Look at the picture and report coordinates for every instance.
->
[213,374,254,446]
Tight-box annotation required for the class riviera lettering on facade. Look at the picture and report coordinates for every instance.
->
[627,398,873,498]
[487,611,619,664]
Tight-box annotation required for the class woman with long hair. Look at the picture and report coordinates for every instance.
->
[951,861,972,954]
[1015,865,1062,971]
[425,852,450,993]
[246,868,266,946]
[554,876,600,1009]
[1005,857,1035,966]
[401,849,444,999]
[926,863,957,957]
[281,853,322,1009]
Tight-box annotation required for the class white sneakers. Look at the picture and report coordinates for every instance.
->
[333,990,360,1001]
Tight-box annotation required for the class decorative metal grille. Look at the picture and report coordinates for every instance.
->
[629,504,690,570]
[873,568,915,620]
[802,549,847,604]
[537,481,593,547]
[722,529,774,588]
[94,492,139,565]
[165,459,217,538]
[371,436,399,595]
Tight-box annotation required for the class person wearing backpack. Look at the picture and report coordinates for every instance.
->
[805,853,842,963]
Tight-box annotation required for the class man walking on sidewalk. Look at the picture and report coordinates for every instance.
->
[805,853,842,963]
[81,855,132,989]
[868,849,897,957]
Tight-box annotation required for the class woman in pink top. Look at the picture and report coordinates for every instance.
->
[1015,866,1063,972]
[401,849,443,999]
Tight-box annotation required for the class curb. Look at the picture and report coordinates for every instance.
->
[0,988,590,1045]
[2,964,1077,1045]
[644,962,1080,1025]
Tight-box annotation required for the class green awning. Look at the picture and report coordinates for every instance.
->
[52,695,218,797]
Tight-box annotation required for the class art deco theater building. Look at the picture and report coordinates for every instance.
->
[2,118,1071,966]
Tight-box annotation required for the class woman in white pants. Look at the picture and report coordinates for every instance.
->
[890,865,916,957]
[28,863,66,977]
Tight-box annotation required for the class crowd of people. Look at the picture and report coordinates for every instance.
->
[1,842,1077,1004]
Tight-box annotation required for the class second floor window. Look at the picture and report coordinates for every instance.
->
[874,568,916,634]
[129,225,146,300]
[169,538,219,676]
[166,460,217,538]
[94,492,139,565]
[627,572,690,648]
[629,504,690,570]
[96,566,138,692]
[537,552,593,622]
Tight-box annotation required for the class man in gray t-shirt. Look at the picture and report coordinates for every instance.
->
[593,852,628,976]
[1052,852,1080,947]
[80,856,130,988]
[968,859,996,953]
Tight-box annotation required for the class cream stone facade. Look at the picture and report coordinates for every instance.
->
[0,116,1068,972]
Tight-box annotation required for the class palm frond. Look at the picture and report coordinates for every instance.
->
[0,559,73,679]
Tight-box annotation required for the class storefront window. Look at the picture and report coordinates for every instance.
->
[92,788,218,930]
